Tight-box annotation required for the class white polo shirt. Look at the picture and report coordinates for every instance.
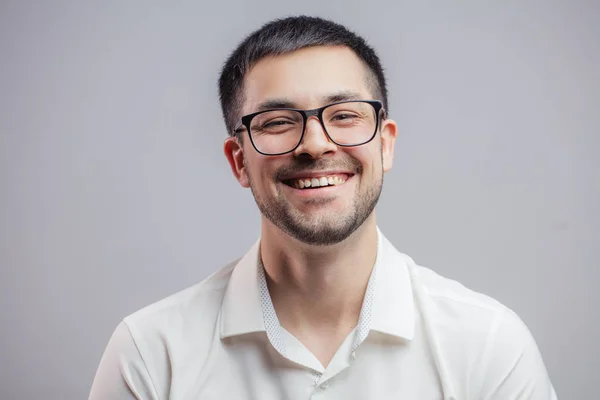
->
[89,230,557,399]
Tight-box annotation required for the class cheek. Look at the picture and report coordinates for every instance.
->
[349,145,382,174]
[247,162,266,184]
[245,157,278,191]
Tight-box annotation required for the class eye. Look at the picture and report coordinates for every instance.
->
[330,112,361,123]
[263,119,295,128]
[253,117,301,135]
[334,113,355,119]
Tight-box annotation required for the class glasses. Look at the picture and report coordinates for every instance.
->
[234,100,385,156]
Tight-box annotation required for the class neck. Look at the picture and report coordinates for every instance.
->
[260,214,379,334]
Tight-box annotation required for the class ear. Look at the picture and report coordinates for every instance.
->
[380,118,398,173]
[224,136,250,188]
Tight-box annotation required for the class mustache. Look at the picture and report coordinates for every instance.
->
[275,158,362,181]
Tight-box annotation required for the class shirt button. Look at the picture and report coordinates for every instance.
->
[320,382,329,390]
[351,351,356,360]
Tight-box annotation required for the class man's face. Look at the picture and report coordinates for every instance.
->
[224,46,397,245]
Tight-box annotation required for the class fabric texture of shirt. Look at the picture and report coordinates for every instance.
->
[89,229,557,399]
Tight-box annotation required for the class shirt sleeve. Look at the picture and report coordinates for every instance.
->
[88,321,159,400]
[478,309,557,400]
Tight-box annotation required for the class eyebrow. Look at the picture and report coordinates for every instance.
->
[255,91,364,111]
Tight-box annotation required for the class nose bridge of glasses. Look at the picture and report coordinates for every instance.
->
[290,110,333,155]
[302,110,331,143]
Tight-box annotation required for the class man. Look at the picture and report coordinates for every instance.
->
[89,16,557,399]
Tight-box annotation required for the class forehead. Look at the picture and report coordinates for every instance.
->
[242,46,372,113]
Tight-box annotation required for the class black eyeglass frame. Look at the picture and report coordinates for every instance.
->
[233,100,385,156]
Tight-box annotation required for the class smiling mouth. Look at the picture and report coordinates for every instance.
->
[282,173,351,189]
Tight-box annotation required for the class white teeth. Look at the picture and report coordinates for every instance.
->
[291,175,348,189]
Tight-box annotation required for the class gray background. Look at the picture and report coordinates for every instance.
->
[1,1,598,399]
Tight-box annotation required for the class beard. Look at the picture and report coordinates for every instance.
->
[246,154,383,246]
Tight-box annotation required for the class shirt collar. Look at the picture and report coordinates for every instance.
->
[220,239,265,338]
[220,228,415,341]
[370,229,415,340]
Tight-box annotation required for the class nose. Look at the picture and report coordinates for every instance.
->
[292,116,337,158]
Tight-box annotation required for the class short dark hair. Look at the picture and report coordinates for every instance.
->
[218,16,388,136]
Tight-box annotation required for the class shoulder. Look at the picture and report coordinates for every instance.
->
[411,261,506,312]
[407,261,555,398]
[410,260,512,322]
[123,258,239,342]
[410,260,530,354]
[90,259,240,399]
[407,261,511,344]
